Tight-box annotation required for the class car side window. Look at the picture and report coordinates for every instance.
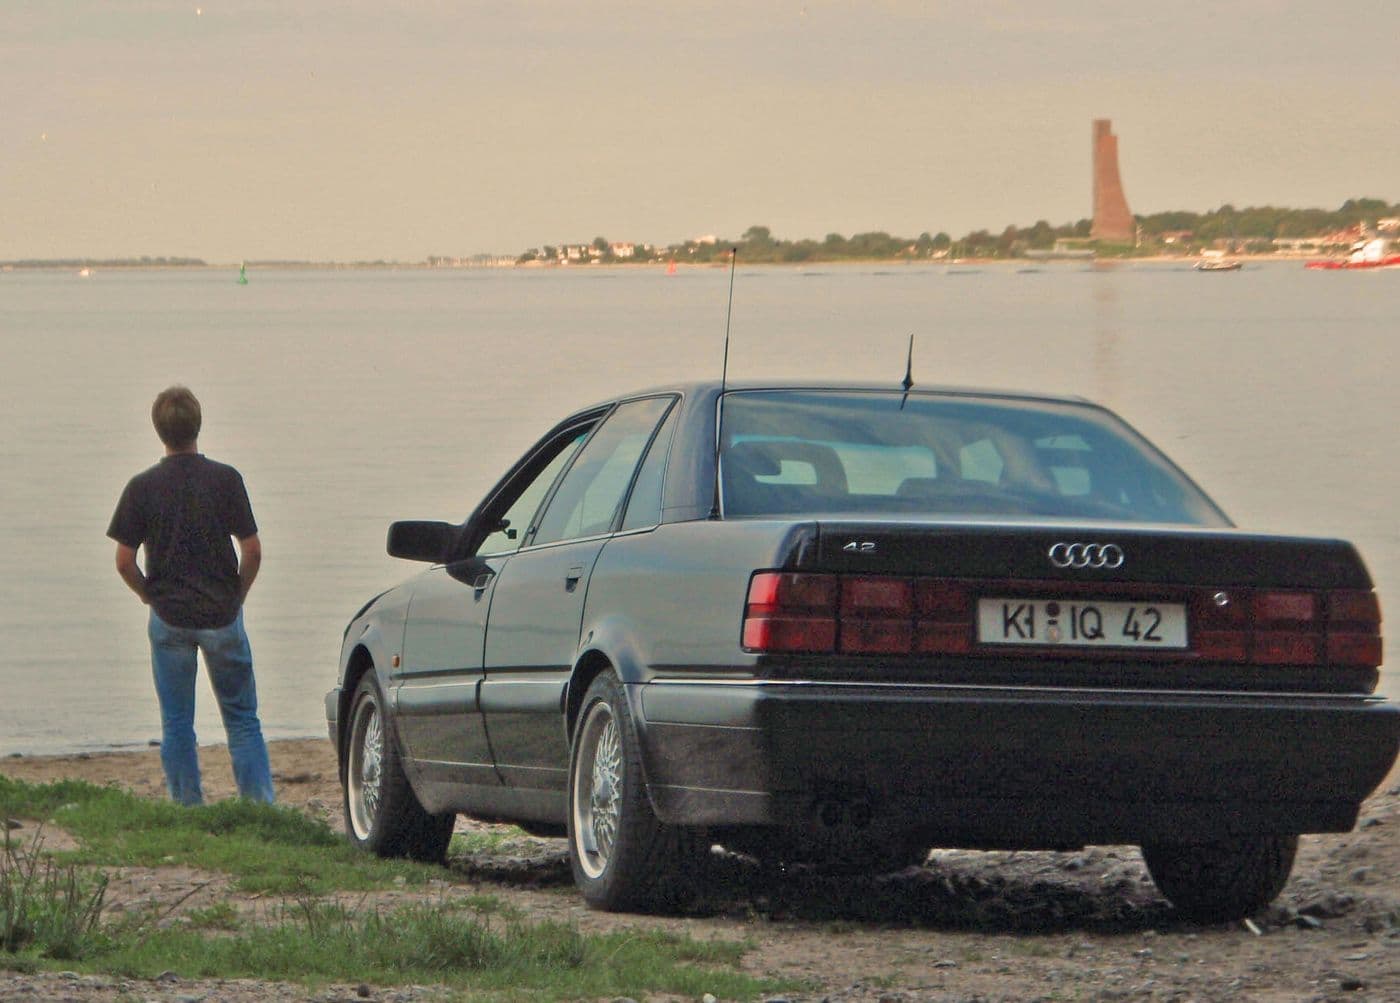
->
[620,402,678,531]
[530,397,673,547]
[478,430,589,556]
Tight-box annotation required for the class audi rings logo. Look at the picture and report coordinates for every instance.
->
[1048,542,1125,570]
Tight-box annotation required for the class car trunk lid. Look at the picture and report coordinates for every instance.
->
[808,521,1371,588]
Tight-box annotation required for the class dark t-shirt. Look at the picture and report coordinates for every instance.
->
[107,454,258,629]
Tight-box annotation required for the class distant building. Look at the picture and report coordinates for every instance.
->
[1090,120,1135,244]
[1274,230,1358,255]
[1273,238,1327,255]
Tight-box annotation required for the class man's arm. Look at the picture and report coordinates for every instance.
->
[114,543,149,604]
[237,533,261,603]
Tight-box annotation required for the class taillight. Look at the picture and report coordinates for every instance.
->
[915,580,974,654]
[1252,590,1322,665]
[1191,589,1249,662]
[742,572,838,653]
[1254,591,1317,625]
[1192,587,1382,668]
[741,573,1382,670]
[1326,589,1383,667]
[840,576,913,654]
[742,572,974,655]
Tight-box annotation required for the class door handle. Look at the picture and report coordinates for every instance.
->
[564,565,585,591]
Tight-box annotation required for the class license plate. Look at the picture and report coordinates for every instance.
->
[977,598,1188,649]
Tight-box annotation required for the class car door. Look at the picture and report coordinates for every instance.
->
[481,396,676,790]
[392,428,589,786]
[392,561,501,785]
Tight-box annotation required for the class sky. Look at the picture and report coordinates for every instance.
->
[3,1,1398,263]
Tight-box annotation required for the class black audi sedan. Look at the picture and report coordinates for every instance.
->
[327,381,1397,919]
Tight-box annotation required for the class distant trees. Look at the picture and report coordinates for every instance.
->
[1138,199,1400,247]
[1022,220,1057,250]
[0,256,207,268]
[505,198,1400,267]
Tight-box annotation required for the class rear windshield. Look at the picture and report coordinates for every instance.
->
[720,390,1228,526]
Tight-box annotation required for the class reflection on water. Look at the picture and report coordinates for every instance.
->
[1090,274,1123,408]
[1,263,1395,753]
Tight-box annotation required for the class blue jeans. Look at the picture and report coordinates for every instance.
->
[147,609,275,806]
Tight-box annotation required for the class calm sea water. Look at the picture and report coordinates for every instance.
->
[2,262,1396,755]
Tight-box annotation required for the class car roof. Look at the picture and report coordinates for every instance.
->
[575,380,1094,416]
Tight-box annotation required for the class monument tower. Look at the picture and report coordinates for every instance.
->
[1091,119,1135,243]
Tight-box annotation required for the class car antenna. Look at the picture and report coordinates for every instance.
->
[710,246,739,519]
[899,334,915,410]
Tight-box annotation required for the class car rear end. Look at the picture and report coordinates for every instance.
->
[634,388,1399,852]
[703,522,1395,848]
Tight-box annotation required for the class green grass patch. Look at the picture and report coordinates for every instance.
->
[92,903,778,998]
[449,826,540,856]
[1,828,107,959]
[1,775,434,894]
[183,900,242,932]
[0,776,795,999]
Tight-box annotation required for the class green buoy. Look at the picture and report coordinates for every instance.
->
[237,262,248,285]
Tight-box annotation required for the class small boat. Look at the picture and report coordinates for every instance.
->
[1305,237,1400,270]
[236,262,249,285]
[78,267,92,278]
[1194,250,1242,272]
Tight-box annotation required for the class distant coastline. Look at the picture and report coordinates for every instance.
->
[0,252,1346,273]
[5,196,1396,272]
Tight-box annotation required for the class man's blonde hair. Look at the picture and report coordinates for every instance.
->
[151,386,202,449]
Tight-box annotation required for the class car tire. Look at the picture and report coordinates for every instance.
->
[1141,835,1298,922]
[343,673,455,864]
[567,671,705,912]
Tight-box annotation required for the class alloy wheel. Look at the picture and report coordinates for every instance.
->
[572,700,622,880]
[347,695,383,840]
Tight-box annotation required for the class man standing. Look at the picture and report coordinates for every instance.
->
[107,386,274,805]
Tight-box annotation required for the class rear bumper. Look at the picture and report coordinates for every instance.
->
[634,680,1400,846]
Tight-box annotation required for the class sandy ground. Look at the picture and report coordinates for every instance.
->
[3,738,1398,1002]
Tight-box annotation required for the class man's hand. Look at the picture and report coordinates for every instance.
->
[114,543,149,604]
[237,533,262,603]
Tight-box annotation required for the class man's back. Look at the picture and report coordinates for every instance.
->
[108,453,256,629]
[108,385,273,805]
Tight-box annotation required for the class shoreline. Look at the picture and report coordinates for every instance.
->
[0,737,343,819]
[1,732,328,763]
[3,253,1334,273]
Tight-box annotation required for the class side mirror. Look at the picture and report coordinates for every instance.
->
[387,521,456,563]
